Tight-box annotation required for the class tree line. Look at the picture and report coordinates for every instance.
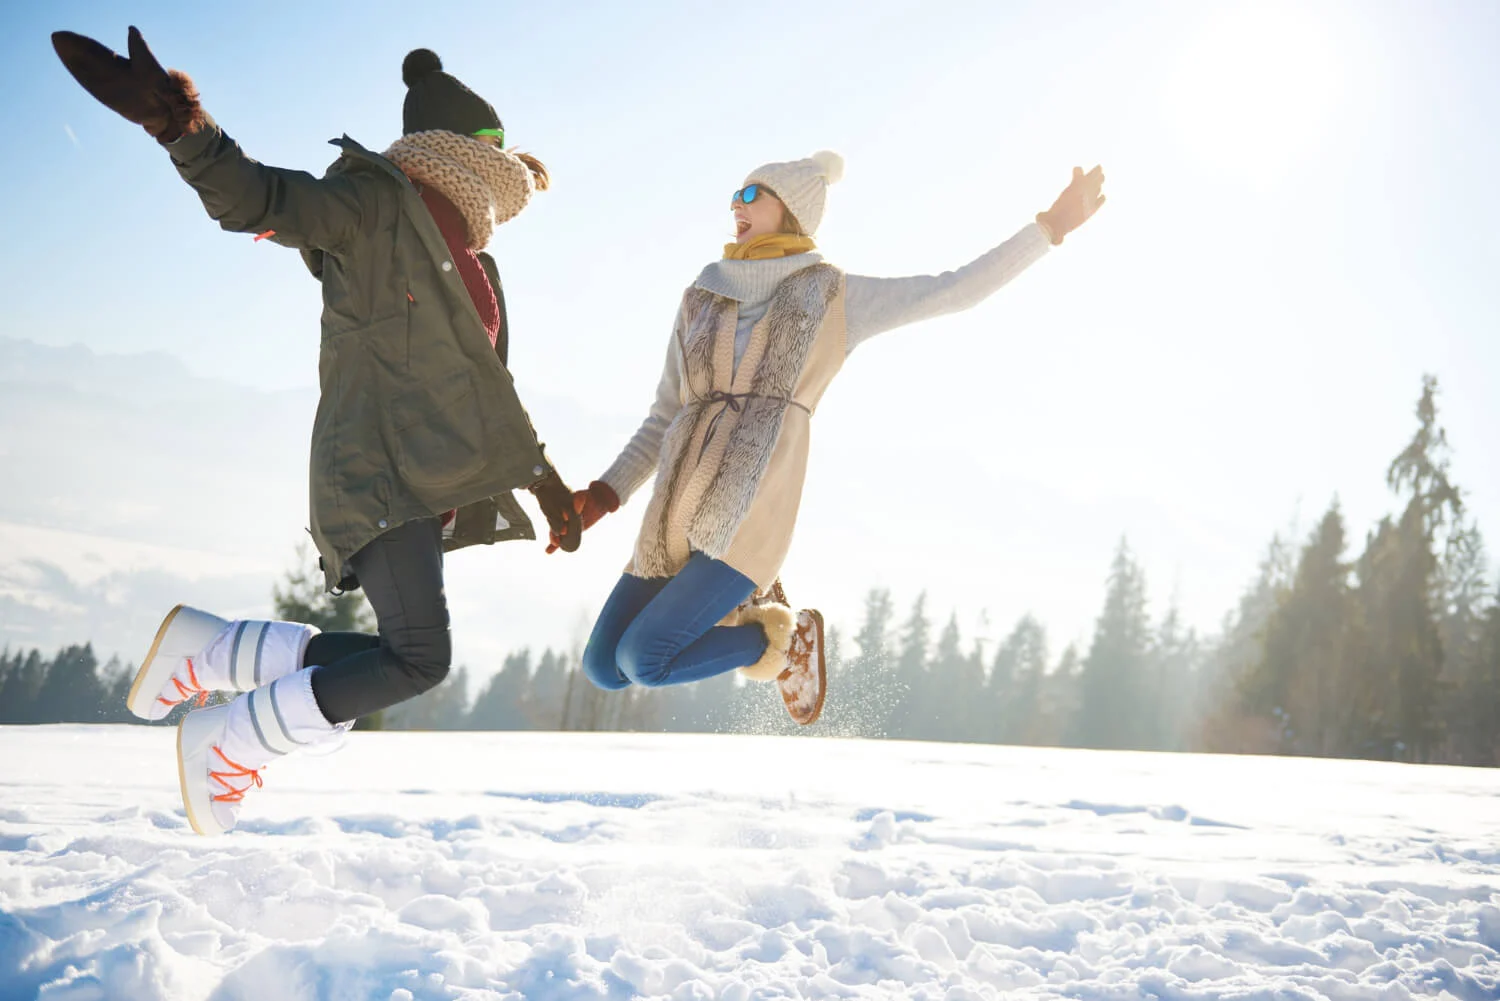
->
[3,376,1495,766]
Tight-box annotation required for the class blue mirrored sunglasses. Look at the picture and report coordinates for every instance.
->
[731,183,765,207]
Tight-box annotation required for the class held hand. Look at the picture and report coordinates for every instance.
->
[546,481,619,554]
[528,469,582,553]
[1036,165,1106,245]
[51,26,204,143]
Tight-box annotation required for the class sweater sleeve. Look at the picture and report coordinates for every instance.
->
[599,327,684,505]
[844,222,1052,352]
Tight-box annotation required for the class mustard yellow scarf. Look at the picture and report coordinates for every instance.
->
[722,233,818,260]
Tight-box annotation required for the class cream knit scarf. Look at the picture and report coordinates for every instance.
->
[382,130,534,251]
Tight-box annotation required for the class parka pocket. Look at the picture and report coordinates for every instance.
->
[389,368,488,505]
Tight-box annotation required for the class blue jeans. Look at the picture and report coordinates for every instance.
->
[582,553,766,689]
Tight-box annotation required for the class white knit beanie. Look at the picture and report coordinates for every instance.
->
[744,150,844,237]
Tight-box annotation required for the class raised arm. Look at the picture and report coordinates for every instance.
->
[844,223,1051,349]
[53,27,365,254]
[845,165,1106,351]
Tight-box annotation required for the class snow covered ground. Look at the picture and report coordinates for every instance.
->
[1,726,1498,1000]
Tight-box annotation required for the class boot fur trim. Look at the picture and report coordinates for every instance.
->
[737,602,795,682]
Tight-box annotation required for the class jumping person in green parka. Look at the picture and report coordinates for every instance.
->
[52,26,581,835]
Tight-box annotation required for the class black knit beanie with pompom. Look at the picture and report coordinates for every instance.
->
[400,49,502,137]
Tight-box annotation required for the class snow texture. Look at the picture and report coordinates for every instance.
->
[2,726,1498,1000]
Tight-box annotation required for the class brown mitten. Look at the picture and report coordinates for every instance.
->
[52,26,205,143]
[546,481,619,554]
[529,469,581,553]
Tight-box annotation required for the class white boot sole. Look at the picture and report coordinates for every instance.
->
[126,604,230,721]
[127,604,189,721]
[178,704,233,836]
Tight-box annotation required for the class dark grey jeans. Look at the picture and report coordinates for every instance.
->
[305,517,452,723]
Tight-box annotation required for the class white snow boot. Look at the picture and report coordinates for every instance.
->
[778,610,827,726]
[128,605,318,721]
[177,670,341,836]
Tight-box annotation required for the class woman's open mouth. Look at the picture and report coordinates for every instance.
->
[735,216,751,237]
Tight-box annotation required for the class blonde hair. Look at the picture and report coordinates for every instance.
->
[514,151,551,192]
[758,185,804,235]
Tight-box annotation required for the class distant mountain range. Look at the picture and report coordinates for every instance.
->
[0,337,315,661]
[0,336,642,669]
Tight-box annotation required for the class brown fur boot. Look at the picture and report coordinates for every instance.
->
[778,610,827,725]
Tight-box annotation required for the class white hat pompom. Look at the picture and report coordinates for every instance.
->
[744,149,847,237]
[811,150,844,185]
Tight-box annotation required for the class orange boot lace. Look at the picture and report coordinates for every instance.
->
[209,745,264,803]
[156,657,211,711]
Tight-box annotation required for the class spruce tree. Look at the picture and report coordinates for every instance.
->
[1242,503,1357,756]
[989,615,1048,745]
[1073,538,1152,749]
[33,644,106,723]
[1437,523,1490,764]
[1354,375,1463,761]
[927,613,974,741]
[468,650,533,730]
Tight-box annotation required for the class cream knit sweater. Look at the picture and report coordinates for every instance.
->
[601,221,1051,502]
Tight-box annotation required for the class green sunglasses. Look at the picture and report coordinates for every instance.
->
[472,127,505,145]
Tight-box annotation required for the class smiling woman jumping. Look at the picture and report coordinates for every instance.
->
[557,151,1105,724]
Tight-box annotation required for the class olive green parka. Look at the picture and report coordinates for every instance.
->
[168,115,553,588]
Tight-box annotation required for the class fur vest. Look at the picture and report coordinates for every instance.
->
[632,262,847,589]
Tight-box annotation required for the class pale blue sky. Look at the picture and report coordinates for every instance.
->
[5,0,1499,663]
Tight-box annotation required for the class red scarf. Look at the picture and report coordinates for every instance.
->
[418,184,501,346]
[417,185,501,529]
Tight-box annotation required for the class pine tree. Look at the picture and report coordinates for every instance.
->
[987,615,1048,745]
[527,649,570,729]
[1148,605,1200,751]
[0,650,47,723]
[1437,522,1490,764]
[1195,532,1295,753]
[848,588,898,735]
[1464,598,1500,766]
[887,592,930,738]
[1047,644,1083,746]
[1073,538,1152,750]
[926,613,974,741]
[97,655,136,724]
[1354,375,1464,762]
[1242,503,1357,756]
[467,650,533,730]
[31,644,106,723]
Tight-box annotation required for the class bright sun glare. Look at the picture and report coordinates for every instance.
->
[1165,6,1347,186]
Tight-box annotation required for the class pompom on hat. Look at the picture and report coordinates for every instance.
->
[743,150,844,237]
[401,48,502,137]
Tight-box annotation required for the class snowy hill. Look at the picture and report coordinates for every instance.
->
[1,727,1497,999]
[0,338,313,660]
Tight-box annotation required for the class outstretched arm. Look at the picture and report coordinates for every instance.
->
[845,165,1106,351]
[844,222,1052,349]
[53,26,365,254]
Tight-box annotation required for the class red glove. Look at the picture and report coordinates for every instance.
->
[546,480,619,554]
